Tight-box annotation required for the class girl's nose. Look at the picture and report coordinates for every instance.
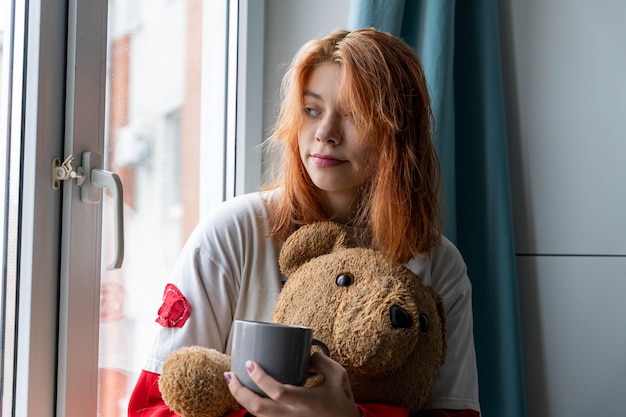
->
[316,114,342,144]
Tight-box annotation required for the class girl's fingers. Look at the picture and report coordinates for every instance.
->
[308,351,343,383]
[226,361,293,416]
[308,352,356,403]
[244,361,289,400]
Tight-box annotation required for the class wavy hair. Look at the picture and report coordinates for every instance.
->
[263,28,442,263]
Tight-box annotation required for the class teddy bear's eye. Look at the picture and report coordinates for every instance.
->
[335,273,354,287]
[390,304,413,329]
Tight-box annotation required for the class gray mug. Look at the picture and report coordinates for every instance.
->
[230,320,330,396]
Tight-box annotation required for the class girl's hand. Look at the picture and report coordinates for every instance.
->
[224,351,361,417]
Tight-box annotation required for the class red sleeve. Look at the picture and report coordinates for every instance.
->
[223,411,249,417]
[413,410,480,417]
[228,404,410,417]
[128,370,179,417]
[359,403,410,416]
[358,404,480,417]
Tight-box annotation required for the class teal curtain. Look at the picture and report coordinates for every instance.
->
[348,1,526,417]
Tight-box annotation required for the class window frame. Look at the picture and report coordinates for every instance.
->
[11,0,67,414]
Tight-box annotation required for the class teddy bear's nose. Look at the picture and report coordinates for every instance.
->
[335,273,354,287]
[390,304,413,329]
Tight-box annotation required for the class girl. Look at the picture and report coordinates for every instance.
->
[128,28,480,417]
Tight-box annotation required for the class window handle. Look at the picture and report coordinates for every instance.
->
[79,151,125,270]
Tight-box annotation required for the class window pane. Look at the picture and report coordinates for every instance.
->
[98,0,229,414]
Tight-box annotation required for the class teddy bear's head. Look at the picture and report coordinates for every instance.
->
[272,221,447,412]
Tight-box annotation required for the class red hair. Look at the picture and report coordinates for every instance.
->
[263,28,442,263]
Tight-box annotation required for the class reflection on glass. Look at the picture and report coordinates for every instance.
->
[0,14,5,415]
[1,0,24,414]
[99,0,210,414]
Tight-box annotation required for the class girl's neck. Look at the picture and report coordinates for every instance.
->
[322,190,359,225]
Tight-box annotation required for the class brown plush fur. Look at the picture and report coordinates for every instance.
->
[159,222,446,416]
[160,346,241,417]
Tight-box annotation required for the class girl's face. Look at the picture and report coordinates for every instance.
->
[298,63,373,217]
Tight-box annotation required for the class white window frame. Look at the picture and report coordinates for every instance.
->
[232,0,264,197]
[12,0,67,414]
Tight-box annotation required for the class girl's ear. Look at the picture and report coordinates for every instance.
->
[278,221,348,276]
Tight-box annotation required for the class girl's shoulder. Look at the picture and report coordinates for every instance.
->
[180,191,276,250]
[193,190,280,232]
[406,236,470,296]
[432,236,466,267]
[204,190,276,220]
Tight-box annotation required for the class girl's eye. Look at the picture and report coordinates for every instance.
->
[304,107,321,117]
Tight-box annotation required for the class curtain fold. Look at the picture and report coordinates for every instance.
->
[348,1,526,417]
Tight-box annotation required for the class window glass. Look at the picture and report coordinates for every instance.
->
[1,0,24,413]
[98,1,229,415]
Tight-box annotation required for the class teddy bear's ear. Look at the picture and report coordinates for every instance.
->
[279,221,348,276]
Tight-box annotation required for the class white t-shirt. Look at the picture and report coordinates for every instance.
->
[144,191,480,412]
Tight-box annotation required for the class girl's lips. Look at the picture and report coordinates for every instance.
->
[310,154,344,167]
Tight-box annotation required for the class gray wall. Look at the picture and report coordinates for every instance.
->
[499,1,626,416]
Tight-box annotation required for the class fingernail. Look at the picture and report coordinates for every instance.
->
[224,372,232,384]
[245,360,255,373]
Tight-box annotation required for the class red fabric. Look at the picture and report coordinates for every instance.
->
[225,405,480,416]
[413,410,481,417]
[128,369,479,417]
[224,404,409,417]
[155,283,191,328]
[359,403,410,416]
[224,411,249,417]
[128,370,179,417]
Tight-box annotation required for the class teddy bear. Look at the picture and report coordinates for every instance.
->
[158,221,447,417]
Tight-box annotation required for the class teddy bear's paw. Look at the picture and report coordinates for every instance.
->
[159,346,241,417]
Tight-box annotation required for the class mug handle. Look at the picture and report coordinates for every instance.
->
[307,338,331,379]
[312,338,330,356]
